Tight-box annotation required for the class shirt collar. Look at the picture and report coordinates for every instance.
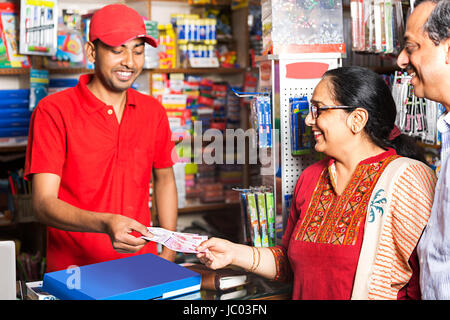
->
[437,112,450,134]
[76,74,137,114]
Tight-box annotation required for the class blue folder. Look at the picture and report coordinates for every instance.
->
[42,254,201,300]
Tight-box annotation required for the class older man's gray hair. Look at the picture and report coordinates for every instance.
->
[414,0,450,45]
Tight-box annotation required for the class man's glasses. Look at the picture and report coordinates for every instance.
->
[309,105,357,119]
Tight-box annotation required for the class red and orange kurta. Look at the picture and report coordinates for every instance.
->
[270,148,436,300]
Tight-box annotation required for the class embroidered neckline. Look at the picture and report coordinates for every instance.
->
[295,154,400,245]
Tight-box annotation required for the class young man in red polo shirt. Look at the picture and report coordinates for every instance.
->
[25,4,178,272]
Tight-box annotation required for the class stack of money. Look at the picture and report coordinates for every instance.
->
[141,227,208,254]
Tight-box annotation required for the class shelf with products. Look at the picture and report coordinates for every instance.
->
[178,199,240,214]
[148,67,245,75]
[0,68,31,75]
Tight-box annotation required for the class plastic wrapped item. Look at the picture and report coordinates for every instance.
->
[351,0,403,54]
[144,20,159,69]
[262,0,345,55]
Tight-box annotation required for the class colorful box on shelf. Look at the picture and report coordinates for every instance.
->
[0,3,31,68]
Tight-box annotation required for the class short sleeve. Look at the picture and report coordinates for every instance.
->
[25,103,67,181]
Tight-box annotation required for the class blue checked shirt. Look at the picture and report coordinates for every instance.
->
[418,112,450,299]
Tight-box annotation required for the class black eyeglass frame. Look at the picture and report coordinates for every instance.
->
[309,105,357,119]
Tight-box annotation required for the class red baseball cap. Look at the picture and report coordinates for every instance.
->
[89,4,157,48]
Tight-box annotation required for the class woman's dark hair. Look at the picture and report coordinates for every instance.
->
[323,66,427,164]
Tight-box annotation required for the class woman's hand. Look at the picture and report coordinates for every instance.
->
[196,237,237,270]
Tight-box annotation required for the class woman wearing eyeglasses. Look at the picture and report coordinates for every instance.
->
[196,66,436,300]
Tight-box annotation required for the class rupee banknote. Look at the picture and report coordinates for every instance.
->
[141,227,208,254]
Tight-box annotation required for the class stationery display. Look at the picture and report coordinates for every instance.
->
[391,71,443,145]
[0,89,31,138]
[45,26,86,68]
[235,187,276,247]
[19,0,58,56]
[144,20,159,69]
[173,13,219,68]
[290,96,312,155]
[29,69,49,110]
[350,0,404,54]
[262,0,345,55]
[240,91,272,149]
[0,3,31,68]
[141,227,208,254]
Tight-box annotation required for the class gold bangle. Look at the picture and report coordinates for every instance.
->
[253,247,261,272]
[248,246,256,272]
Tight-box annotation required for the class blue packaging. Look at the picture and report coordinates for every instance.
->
[0,127,29,137]
[49,78,78,88]
[29,69,49,110]
[290,96,311,155]
[0,108,31,118]
[256,95,271,148]
[0,118,30,128]
[0,99,30,110]
[0,89,30,99]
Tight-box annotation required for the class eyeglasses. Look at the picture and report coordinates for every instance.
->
[309,105,357,119]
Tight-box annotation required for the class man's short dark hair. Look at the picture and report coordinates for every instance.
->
[413,0,450,45]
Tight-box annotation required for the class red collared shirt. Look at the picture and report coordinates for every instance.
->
[25,74,175,272]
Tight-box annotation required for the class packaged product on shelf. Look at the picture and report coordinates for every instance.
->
[290,96,311,156]
[201,183,224,203]
[45,26,86,68]
[144,20,159,69]
[29,69,49,111]
[391,71,442,145]
[265,191,276,247]
[158,24,176,69]
[19,0,58,56]
[0,89,30,139]
[246,192,262,247]
[235,187,277,247]
[48,78,78,95]
[351,0,404,54]
[0,3,31,68]
[262,0,345,55]
[252,95,272,149]
[256,192,269,247]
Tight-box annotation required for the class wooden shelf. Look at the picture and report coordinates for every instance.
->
[0,68,30,75]
[0,218,13,227]
[417,141,441,150]
[178,200,240,214]
[47,67,94,74]
[148,67,245,75]
[0,67,93,76]
[0,145,27,153]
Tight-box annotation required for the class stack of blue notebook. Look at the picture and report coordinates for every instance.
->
[42,254,201,300]
[0,89,31,138]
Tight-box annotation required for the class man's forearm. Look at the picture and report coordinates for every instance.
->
[33,195,110,234]
[153,168,178,231]
[153,177,178,231]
